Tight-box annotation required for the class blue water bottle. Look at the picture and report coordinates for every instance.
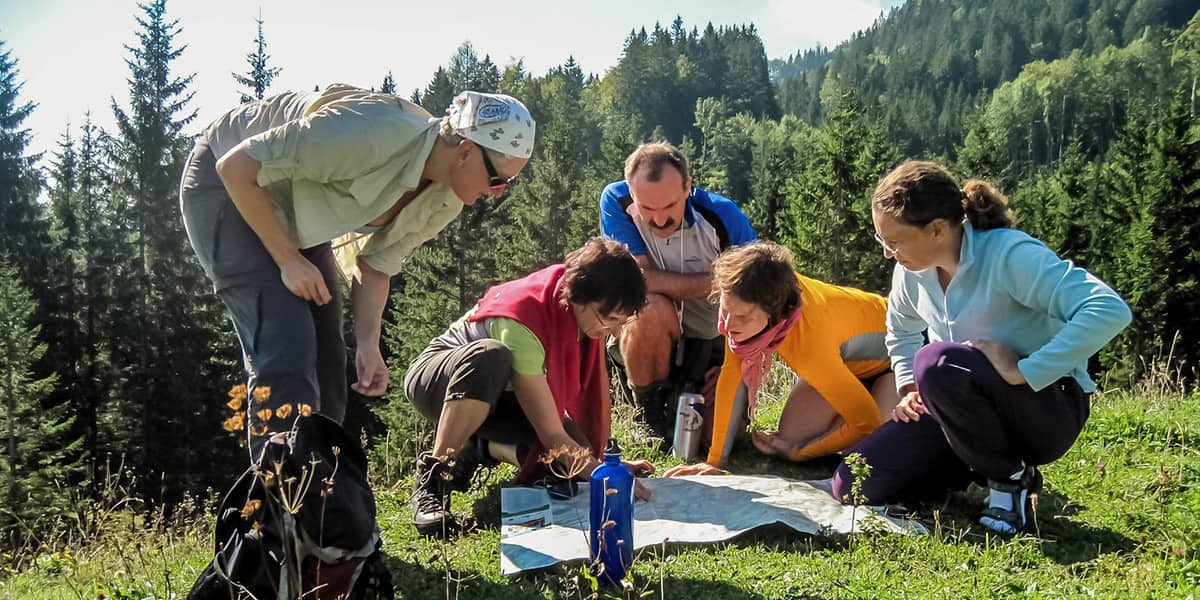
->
[589,438,634,585]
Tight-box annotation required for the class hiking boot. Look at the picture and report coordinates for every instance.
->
[633,384,676,450]
[445,436,495,493]
[412,452,457,537]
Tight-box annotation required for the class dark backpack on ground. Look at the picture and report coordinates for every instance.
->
[188,414,392,600]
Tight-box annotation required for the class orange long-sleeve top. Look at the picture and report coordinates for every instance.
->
[706,274,891,466]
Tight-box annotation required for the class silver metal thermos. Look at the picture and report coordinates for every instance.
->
[671,392,705,461]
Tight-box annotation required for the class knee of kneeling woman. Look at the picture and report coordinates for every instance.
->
[913,342,974,394]
[831,462,860,505]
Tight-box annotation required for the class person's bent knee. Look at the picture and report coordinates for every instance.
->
[831,462,858,504]
[913,342,979,398]
[446,339,513,405]
[623,294,680,340]
[832,460,888,505]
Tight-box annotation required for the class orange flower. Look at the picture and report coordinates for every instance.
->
[275,404,293,419]
[255,408,274,422]
[226,396,243,411]
[298,404,313,417]
[240,499,262,519]
[249,423,269,437]
[222,413,244,432]
[228,384,248,401]
[253,386,272,403]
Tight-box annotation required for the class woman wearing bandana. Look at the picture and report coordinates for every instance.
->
[664,241,899,477]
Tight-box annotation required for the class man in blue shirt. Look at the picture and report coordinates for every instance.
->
[599,142,757,445]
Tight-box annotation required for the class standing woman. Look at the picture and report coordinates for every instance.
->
[664,241,898,477]
[832,161,1131,536]
[180,85,535,455]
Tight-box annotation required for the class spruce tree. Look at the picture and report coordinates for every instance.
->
[782,92,897,293]
[73,116,120,479]
[1107,93,1200,380]
[0,41,49,299]
[110,0,237,501]
[232,11,282,103]
[379,70,397,95]
[0,261,80,541]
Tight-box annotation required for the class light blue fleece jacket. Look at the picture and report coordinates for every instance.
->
[886,223,1132,393]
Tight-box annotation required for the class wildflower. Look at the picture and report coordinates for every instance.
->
[222,413,244,432]
[228,384,248,401]
[255,408,274,422]
[274,404,293,419]
[541,444,591,480]
[226,396,243,411]
[253,386,272,403]
[240,499,262,519]
[539,447,563,464]
[249,423,269,437]
[298,404,313,417]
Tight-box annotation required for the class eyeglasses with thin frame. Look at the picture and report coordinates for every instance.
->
[588,304,633,331]
[478,146,517,201]
[873,231,900,255]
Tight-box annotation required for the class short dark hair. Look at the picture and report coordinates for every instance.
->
[562,237,647,317]
[624,141,689,187]
[710,241,801,324]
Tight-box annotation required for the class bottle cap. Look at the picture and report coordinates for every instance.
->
[603,438,622,455]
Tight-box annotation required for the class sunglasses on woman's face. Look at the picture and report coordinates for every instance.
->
[478,146,517,200]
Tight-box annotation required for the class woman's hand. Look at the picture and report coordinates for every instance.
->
[663,462,724,477]
[279,252,332,305]
[964,339,1027,385]
[352,344,389,396]
[751,431,802,458]
[892,390,926,422]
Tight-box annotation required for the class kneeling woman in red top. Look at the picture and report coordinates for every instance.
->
[404,237,655,536]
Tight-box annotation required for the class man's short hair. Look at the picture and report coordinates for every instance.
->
[624,141,689,187]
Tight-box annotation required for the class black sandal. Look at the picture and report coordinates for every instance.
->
[979,466,1042,536]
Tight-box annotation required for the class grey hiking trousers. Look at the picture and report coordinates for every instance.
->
[180,140,347,460]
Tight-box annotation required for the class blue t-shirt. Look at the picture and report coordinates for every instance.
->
[599,180,756,338]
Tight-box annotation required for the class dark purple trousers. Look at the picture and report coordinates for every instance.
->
[832,342,1089,505]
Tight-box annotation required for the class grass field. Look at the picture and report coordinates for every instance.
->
[4,370,1198,599]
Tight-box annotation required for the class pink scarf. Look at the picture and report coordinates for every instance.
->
[718,305,803,416]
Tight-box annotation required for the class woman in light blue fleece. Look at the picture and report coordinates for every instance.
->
[831,160,1131,536]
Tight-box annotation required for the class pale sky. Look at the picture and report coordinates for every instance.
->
[1,0,901,167]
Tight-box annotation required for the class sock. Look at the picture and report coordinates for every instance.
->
[987,487,1014,512]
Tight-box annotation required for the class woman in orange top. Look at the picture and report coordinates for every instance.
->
[665,241,900,476]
